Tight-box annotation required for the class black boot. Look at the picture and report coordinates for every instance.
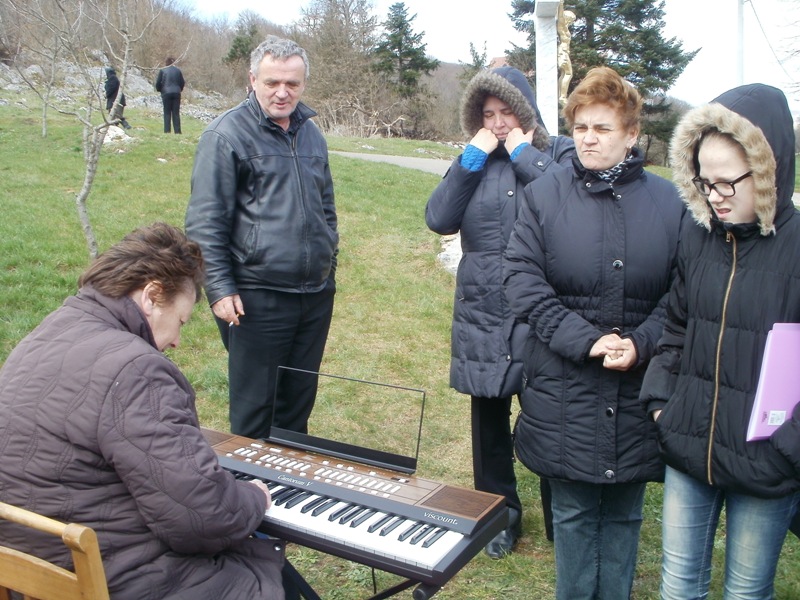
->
[484,507,521,559]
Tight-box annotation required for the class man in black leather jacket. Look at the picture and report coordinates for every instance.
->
[185,35,338,440]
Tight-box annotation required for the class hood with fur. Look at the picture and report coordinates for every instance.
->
[669,84,795,236]
[460,66,550,151]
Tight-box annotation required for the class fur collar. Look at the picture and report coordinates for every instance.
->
[669,96,783,237]
[460,68,551,152]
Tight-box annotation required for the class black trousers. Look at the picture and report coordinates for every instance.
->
[216,284,335,439]
[470,395,554,539]
[471,396,522,512]
[161,93,181,133]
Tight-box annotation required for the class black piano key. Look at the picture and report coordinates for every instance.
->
[350,509,377,528]
[422,527,448,548]
[284,491,313,510]
[338,505,366,525]
[311,498,339,517]
[300,496,329,514]
[271,487,299,504]
[397,521,424,542]
[328,503,356,522]
[367,513,395,533]
[379,516,406,536]
[409,524,436,545]
[274,489,306,507]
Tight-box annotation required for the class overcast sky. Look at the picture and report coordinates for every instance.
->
[190,0,800,116]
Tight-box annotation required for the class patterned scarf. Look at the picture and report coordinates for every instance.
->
[590,152,635,184]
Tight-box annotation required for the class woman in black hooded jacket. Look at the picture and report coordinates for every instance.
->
[426,66,574,558]
[641,84,800,599]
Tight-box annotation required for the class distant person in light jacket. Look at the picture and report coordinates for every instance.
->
[640,83,800,600]
[155,57,185,134]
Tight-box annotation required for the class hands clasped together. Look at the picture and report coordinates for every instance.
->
[589,333,638,371]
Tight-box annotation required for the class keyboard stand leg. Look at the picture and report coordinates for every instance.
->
[411,583,442,600]
[282,559,323,600]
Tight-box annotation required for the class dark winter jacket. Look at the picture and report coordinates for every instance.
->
[185,93,338,305]
[426,67,575,399]
[0,287,284,599]
[503,149,684,484]
[155,63,185,96]
[104,67,125,110]
[640,84,800,499]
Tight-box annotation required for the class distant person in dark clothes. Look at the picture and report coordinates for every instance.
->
[104,67,131,130]
[155,57,185,134]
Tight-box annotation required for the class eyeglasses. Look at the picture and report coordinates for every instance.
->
[691,172,752,198]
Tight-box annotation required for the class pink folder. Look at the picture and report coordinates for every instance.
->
[746,323,800,442]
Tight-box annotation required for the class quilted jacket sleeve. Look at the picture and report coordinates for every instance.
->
[97,353,266,555]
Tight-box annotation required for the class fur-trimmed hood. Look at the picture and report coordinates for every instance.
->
[460,66,551,151]
[669,84,795,236]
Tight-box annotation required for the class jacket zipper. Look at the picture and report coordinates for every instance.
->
[707,231,737,485]
[289,132,312,283]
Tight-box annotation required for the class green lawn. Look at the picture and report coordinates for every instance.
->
[0,103,798,599]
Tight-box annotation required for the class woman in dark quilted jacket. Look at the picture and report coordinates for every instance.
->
[641,83,800,600]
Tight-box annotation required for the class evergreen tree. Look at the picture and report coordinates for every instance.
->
[458,42,489,87]
[508,0,697,161]
[509,0,696,97]
[373,2,439,98]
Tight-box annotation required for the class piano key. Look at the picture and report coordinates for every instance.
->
[311,498,339,517]
[409,524,436,545]
[300,495,329,514]
[380,516,406,536]
[338,505,368,525]
[367,513,395,533]
[272,487,300,504]
[328,503,357,522]
[422,527,448,548]
[350,509,377,528]
[284,491,313,509]
[397,521,424,542]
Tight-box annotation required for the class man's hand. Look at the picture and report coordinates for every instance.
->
[470,128,499,154]
[212,294,245,326]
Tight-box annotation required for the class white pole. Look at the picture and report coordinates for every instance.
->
[534,0,561,135]
[737,0,745,85]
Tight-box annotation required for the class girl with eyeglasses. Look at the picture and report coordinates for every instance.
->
[641,84,800,599]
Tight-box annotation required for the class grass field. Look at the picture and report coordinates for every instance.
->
[0,102,798,599]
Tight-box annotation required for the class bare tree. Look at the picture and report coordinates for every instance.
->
[295,0,392,136]
[2,0,163,258]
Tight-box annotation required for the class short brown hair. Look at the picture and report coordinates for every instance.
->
[78,222,204,304]
[563,66,642,131]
